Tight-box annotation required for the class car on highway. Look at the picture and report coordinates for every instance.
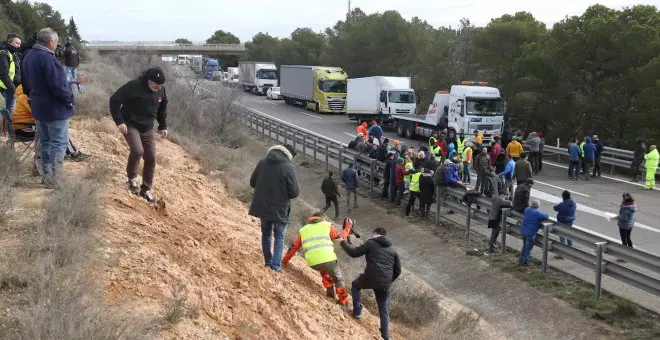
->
[266,87,282,100]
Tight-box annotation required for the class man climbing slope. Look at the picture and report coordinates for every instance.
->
[282,212,354,305]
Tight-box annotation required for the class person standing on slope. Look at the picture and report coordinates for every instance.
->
[341,227,401,340]
[249,143,300,272]
[282,212,353,305]
[110,66,168,202]
[644,145,659,190]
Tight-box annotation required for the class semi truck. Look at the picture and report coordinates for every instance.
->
[346,76,417,124]
[392,81,505,142]
[204,58,220,80]
[226,67,240,86]
[238,61,278,95]
[280,65,348,113]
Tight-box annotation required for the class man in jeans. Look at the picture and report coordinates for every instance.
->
[21,28,73,187]
[519,199,549,265]
[249,144,300,272]
[342,162,358,212]
[340,227,401,340]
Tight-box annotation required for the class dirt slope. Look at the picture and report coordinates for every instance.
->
[65,117,404,339]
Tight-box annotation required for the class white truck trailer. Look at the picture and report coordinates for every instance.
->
[238,62,278,95]
[346,76,417,125]
[392,81,505,142]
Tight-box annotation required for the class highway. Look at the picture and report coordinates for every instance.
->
[235,91,660,253]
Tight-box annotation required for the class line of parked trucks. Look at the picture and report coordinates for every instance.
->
[234,60,506,141]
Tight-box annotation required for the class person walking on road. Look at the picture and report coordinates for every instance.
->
[340,227,401,340]
[514,152,533,185]
[321,171,341,219]
[342,162,359,212]
[249,144,300,272]
[592,135,604,177]
[644,145,659,190]
[554,190,576,247]
[568,138,582,180]
[110,66,168,201]
[282,213,353,305]
[631,137,646,182]
[582,137,596,180]
[22,28,73,188]
[610,193,636,248]
[518,199,549,265]
[526,132,541,175]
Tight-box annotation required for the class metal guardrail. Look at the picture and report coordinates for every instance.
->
[234,106,660,299]
[536,143,658,175]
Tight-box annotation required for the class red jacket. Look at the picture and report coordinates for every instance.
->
[437,140,448,156]
[395,163,405,186]
[490,143,502,165]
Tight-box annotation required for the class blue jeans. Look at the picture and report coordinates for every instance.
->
[560,223,573,247]
[65,66,78,83]
[36,119,70,185]
[463,163,471,182]
[519,234,536,264]
[2,88,15,114]
[352,277,390,340]
[261,219,287,272]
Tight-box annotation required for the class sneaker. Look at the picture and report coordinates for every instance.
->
[140,188,156,203]
[69,152,91,162]
[128,178,139,194]
[352,306,363,320]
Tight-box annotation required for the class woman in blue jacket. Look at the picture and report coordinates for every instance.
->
[553,190,576,246]
[613,193,636,248]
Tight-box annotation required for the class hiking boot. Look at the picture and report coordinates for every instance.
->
[326,287,335,298]
[140,188,156,203]
[128,178,140,194]
[68,152,92,162]
[352,304,364,320]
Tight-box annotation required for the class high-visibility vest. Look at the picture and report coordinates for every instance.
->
[457,139,465,154]
[410,172,421,192]
[428,136,437,149]
[300,220,336,267]
[432,145,442,161]
[0,50,15,90]
[462,147,472,164]
[580,141,585,155]
[403,162,413,182]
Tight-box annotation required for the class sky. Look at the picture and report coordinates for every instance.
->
[44,0,660,43]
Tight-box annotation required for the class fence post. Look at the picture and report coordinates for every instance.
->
[542,223,552,273]
[313,138,318,164]
[268,120,272,141]
[465,203,472,240]
[500,208,510,254]
[292,128,297,151]
[283,125,287,145]
[339,148,343,172]
[435,186,443,226]
[325,143,329,172]
[302,134,307,159]
[369,160,376,196]
[260,118,265,138]
[595,242,606,299]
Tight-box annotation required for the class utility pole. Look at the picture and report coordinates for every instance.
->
[348,0,351,18]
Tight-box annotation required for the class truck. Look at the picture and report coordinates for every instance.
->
[392,81,505,143]
[346,76,417,124]
[226,67,240,86]
[204,58,220,79]
[190,56,203,74]
[280,65,348,113]
[238,61,278,95]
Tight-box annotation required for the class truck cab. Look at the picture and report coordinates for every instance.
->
[254,64,278,94]
[204,59,220,80]
[379,88,416,116]
[311,67,347,113]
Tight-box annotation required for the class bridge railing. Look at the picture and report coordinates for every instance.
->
[234,105,660,300]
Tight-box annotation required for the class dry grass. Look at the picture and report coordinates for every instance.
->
[0,147,20,223]
[163,284,200,325]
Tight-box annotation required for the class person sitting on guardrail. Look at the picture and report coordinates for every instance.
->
[444,161,464,188]
[498,153,516,200]
[342,162,359,212]
[568,138,582,180]
[487,190,513,253]
[519,199,549,265]
[631,137,646,182]
[513,179,533,213]
[321,171,341,219]
[611,193,636,249]
[554,190,576,249]
[644,145,659,190]
[514,152,533,185]
[506,135,523,161]
[592,135,603,177]
[582,137,596,181]
[368,120,383,142]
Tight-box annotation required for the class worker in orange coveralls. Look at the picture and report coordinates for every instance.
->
[356,122,368,140]
[282,211,354,305]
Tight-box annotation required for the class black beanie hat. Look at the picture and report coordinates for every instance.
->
[145,67,166,85]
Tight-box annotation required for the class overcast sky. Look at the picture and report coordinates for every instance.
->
[44,0,660,42]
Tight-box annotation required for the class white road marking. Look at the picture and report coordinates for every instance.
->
[533,180,591,198]
[299,111,322,119]
[264,100,278,105]
[544,160,649,189]
[344,132,357,138]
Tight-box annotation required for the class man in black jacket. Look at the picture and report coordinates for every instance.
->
[340,228,401,340]
[109,67,168,202]
[0,33,21,115]
[250,144,300,272]
[592,135,604,177]
[63,42,80,83]
[321,170,341,219]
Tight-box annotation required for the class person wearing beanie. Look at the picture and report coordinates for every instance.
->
[250,143,300,272]
[109,66,168,202]
[368,120,383,142]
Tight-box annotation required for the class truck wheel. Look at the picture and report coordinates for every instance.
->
[396,123,405,137]
[405,124,414,139]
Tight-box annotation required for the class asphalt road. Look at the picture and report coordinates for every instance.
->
[236,92,660,253]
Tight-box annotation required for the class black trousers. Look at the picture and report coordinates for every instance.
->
[405,192,420,216]
[619,228,633,247]
[323,195,339,218]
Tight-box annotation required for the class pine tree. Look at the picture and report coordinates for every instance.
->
[68,16,81,42]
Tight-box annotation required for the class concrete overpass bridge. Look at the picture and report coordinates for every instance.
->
[85,43,246,57]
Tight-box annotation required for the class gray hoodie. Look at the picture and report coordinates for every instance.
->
[527,132,541,153]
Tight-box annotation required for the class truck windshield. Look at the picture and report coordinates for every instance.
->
[466,98,504,116]
[318,80,347,93]
[388,91,415,104]
[256,69,278,79]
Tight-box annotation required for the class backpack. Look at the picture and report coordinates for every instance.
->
[347,140,357,150]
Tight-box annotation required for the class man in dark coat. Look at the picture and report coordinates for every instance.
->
[419,168,435,218]
[249,144,300,272]
[592,135,604,177]
[513,179,534,213]
[340,228,401,340]
[381,151,396,199]
[631,137,646,182]
[321,170,341,219]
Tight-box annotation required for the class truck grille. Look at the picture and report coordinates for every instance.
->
[328,98,346,112]
[395,109,411,114]
[475,124,495,131]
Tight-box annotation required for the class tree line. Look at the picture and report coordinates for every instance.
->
[201,5,659,148]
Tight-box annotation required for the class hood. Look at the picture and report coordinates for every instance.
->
[621,204,636,211]
[585,137,592,143]
[1,42,18,53]
[372,236,392,247]
[266,145,293,163]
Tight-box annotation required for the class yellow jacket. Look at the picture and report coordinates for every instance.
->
[11,85,35,131]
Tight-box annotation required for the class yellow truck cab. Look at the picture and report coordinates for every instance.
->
[280,65,348,113]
